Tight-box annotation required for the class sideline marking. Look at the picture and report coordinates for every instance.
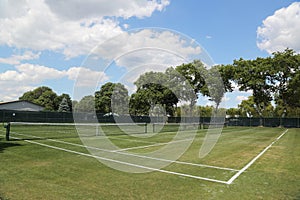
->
[226,129,289,184]
[8,134,228,184]
[10,132,238,172]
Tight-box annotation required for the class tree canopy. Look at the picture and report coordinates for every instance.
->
[17,48,300,118]
[19,86,72,111]
[131,71,178,116]
[95,82,129,114]
[74,95,95,112]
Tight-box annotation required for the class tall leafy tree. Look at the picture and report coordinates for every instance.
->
[238,96,274,117]
[200,65,231,114]
[19,86,58,111]
[285,70,300,108]
[129,89,151,116]
[35,90,58,111]
[269,49,300,109]
[133,71,178,116]
[165,67,196,105]
[231,57,273,125]
[74,95,95,112]
[175,60,206,112]
[95,82,128,114]
[226,108,240,117]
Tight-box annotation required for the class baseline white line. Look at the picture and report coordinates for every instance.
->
[8,134,228,184]
[226,129,289,185]
[10,132,238,172]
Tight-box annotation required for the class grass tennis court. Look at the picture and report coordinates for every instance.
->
[0,124,299,199]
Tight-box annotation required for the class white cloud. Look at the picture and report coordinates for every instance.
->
[44,0,170,20]
[0,0,170,58]
[94,29,202,68]
[83,29,205,91]
[0,51,40,65]
[0,64,65,83]
[0,85,35,102]
[68,67,108,87]
[0,64,108,101]
[236,95,248,102]
[257,2,300,53]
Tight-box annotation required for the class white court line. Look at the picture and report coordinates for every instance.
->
[10,132,238,172]
[226,129,289,184]
[7,134,228,184]
[109,136,157,145]
[112,138,194,152]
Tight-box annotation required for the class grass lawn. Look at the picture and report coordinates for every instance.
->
[0,126,299,199]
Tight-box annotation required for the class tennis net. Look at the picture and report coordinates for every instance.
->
[3,122,205,141]
[5,122,149,140]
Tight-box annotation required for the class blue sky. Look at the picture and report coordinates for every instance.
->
[0,0,299,108]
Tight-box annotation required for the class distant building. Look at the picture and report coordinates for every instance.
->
[0,100,44,111]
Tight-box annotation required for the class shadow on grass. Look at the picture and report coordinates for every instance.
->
[0,138,22,153]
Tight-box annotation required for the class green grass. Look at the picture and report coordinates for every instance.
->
[0,125,299,199]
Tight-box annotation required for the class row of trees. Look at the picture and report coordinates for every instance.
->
[19,86,72,112]
[18,49,300,119]
[227,49,300,119]
[73,60,230,116]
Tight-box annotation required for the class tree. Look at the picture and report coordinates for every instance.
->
[226,108,240,118]
[175,60,206,113]
[55,94,72,111]
[58,97,70,112]
[238,96,259,117]
[35,90,58,111]
[198,106,213,117]
[285,70,300,108]
[74,95,95,112]
[129,90,151,116]
[19,86,52,102]
[200,65,230,114]
[237,96,274,118]
[269,49,300,109]
[19,86,58,111]
[133,71,178,116]
[95,82,129,114]
[231,57,273,125]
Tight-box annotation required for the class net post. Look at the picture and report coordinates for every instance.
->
[145,123,147,133]
[4,122,10,141]
[96,124,99,136]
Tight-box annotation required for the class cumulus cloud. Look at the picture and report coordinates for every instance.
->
[93,29,203,69]
[99,29,201,59]
[0,64,108,101]
[80,28,207,92]
[68,67,108,87]
[0,51,40,65]
[44,0,170,20]
[257,2,300,53]
[0,64,64,83]
[0,0,170,58]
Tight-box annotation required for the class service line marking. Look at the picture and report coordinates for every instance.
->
[111,138,193,152]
